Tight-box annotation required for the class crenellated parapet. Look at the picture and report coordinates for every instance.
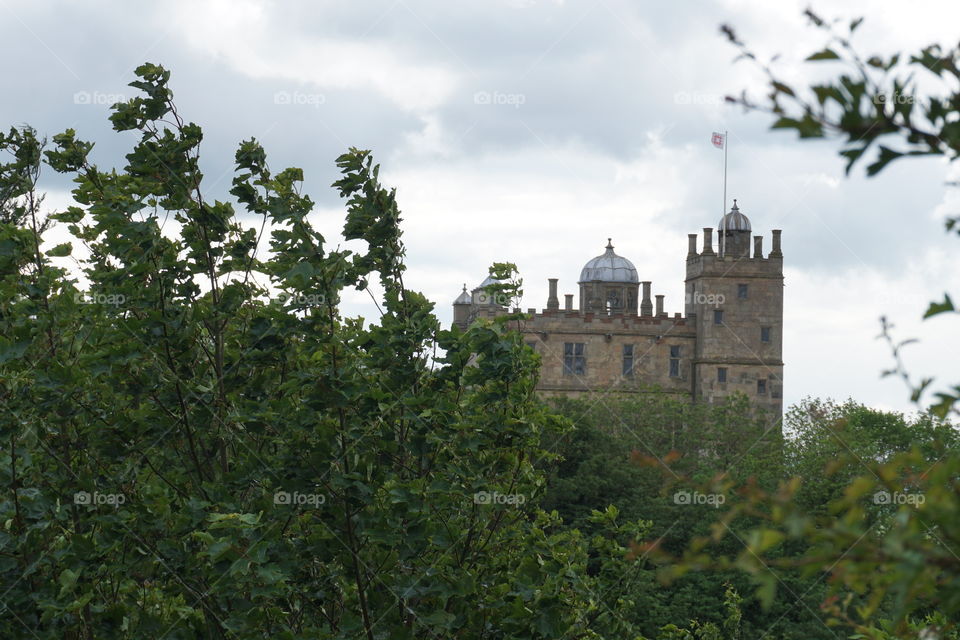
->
[450,200,784,421]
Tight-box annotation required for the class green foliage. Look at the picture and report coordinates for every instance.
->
[663,398,959,637]
[541,392,834,639]
[0,63,648,639]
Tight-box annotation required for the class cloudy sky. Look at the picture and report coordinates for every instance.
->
[2,0,958,416]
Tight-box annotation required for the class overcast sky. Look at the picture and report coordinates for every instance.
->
[2,0,959,416]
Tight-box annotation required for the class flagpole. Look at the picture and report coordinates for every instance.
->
[721,130,728,257]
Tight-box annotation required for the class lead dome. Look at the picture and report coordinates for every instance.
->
[578,239,639,283]
[718,200,751,232]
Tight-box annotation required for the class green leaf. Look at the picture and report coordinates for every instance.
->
[58,568,80,596]
[924,294,955,318]
[806,48,840,61]
[46,242,73,257]
[771,81,795,97]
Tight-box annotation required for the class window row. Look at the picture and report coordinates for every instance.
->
[554,343,775,395]
[716,367,770,394]
[711,311,773,343]
[560,343,683,379]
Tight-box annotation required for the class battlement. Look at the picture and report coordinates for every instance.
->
[468,306,695,334]
[451,200,784,420]
[687,227,782,261]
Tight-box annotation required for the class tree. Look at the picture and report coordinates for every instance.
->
[663,16,960,634]
[541,392,835,639]
[721,10,960,418]
[0,63,649,639]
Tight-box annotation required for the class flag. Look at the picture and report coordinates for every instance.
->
[711,132,725,149]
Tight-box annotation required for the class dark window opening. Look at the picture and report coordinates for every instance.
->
[622,344,634,377]
[757,379,767,394]
[714,309,724,325]
[669,345,680,378]
[718,367,727,383]
[606,288,621,311]
[761,326,771,343]
[563,342,586,376]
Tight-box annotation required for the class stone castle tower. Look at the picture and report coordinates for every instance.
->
[452,201,784,418]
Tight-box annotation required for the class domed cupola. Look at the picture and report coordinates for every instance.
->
[718,199,751,233]
[717,200,752,257]
[453,284,471,305]
[578,239,639,284]
[577,239,640,314]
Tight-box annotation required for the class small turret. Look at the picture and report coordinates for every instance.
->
[453,284,472,329]
[717,199,751,258]
[577,238,640,314]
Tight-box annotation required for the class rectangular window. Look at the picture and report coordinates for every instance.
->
[563,342,586,376]
[669,345,680,378]
[738,283,748,299]
[714,309,724,325]
[622,344,634,377]
[761,326,771,343]
[718,367,727,383]
[757,379,767,394]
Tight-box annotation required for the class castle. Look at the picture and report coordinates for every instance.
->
[452,201,784,418]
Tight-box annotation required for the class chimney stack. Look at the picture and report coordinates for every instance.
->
[702,228,714,255]
[564,294,573,311]
[655,294,664,317]
[641,281,653,316]
[547,278,559,310]
[753,235,763,259]
[771,229,783,257]
[687,233,698,257]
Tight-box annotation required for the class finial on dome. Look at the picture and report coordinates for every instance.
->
[731,199,739,212]
[606,238,613,250]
